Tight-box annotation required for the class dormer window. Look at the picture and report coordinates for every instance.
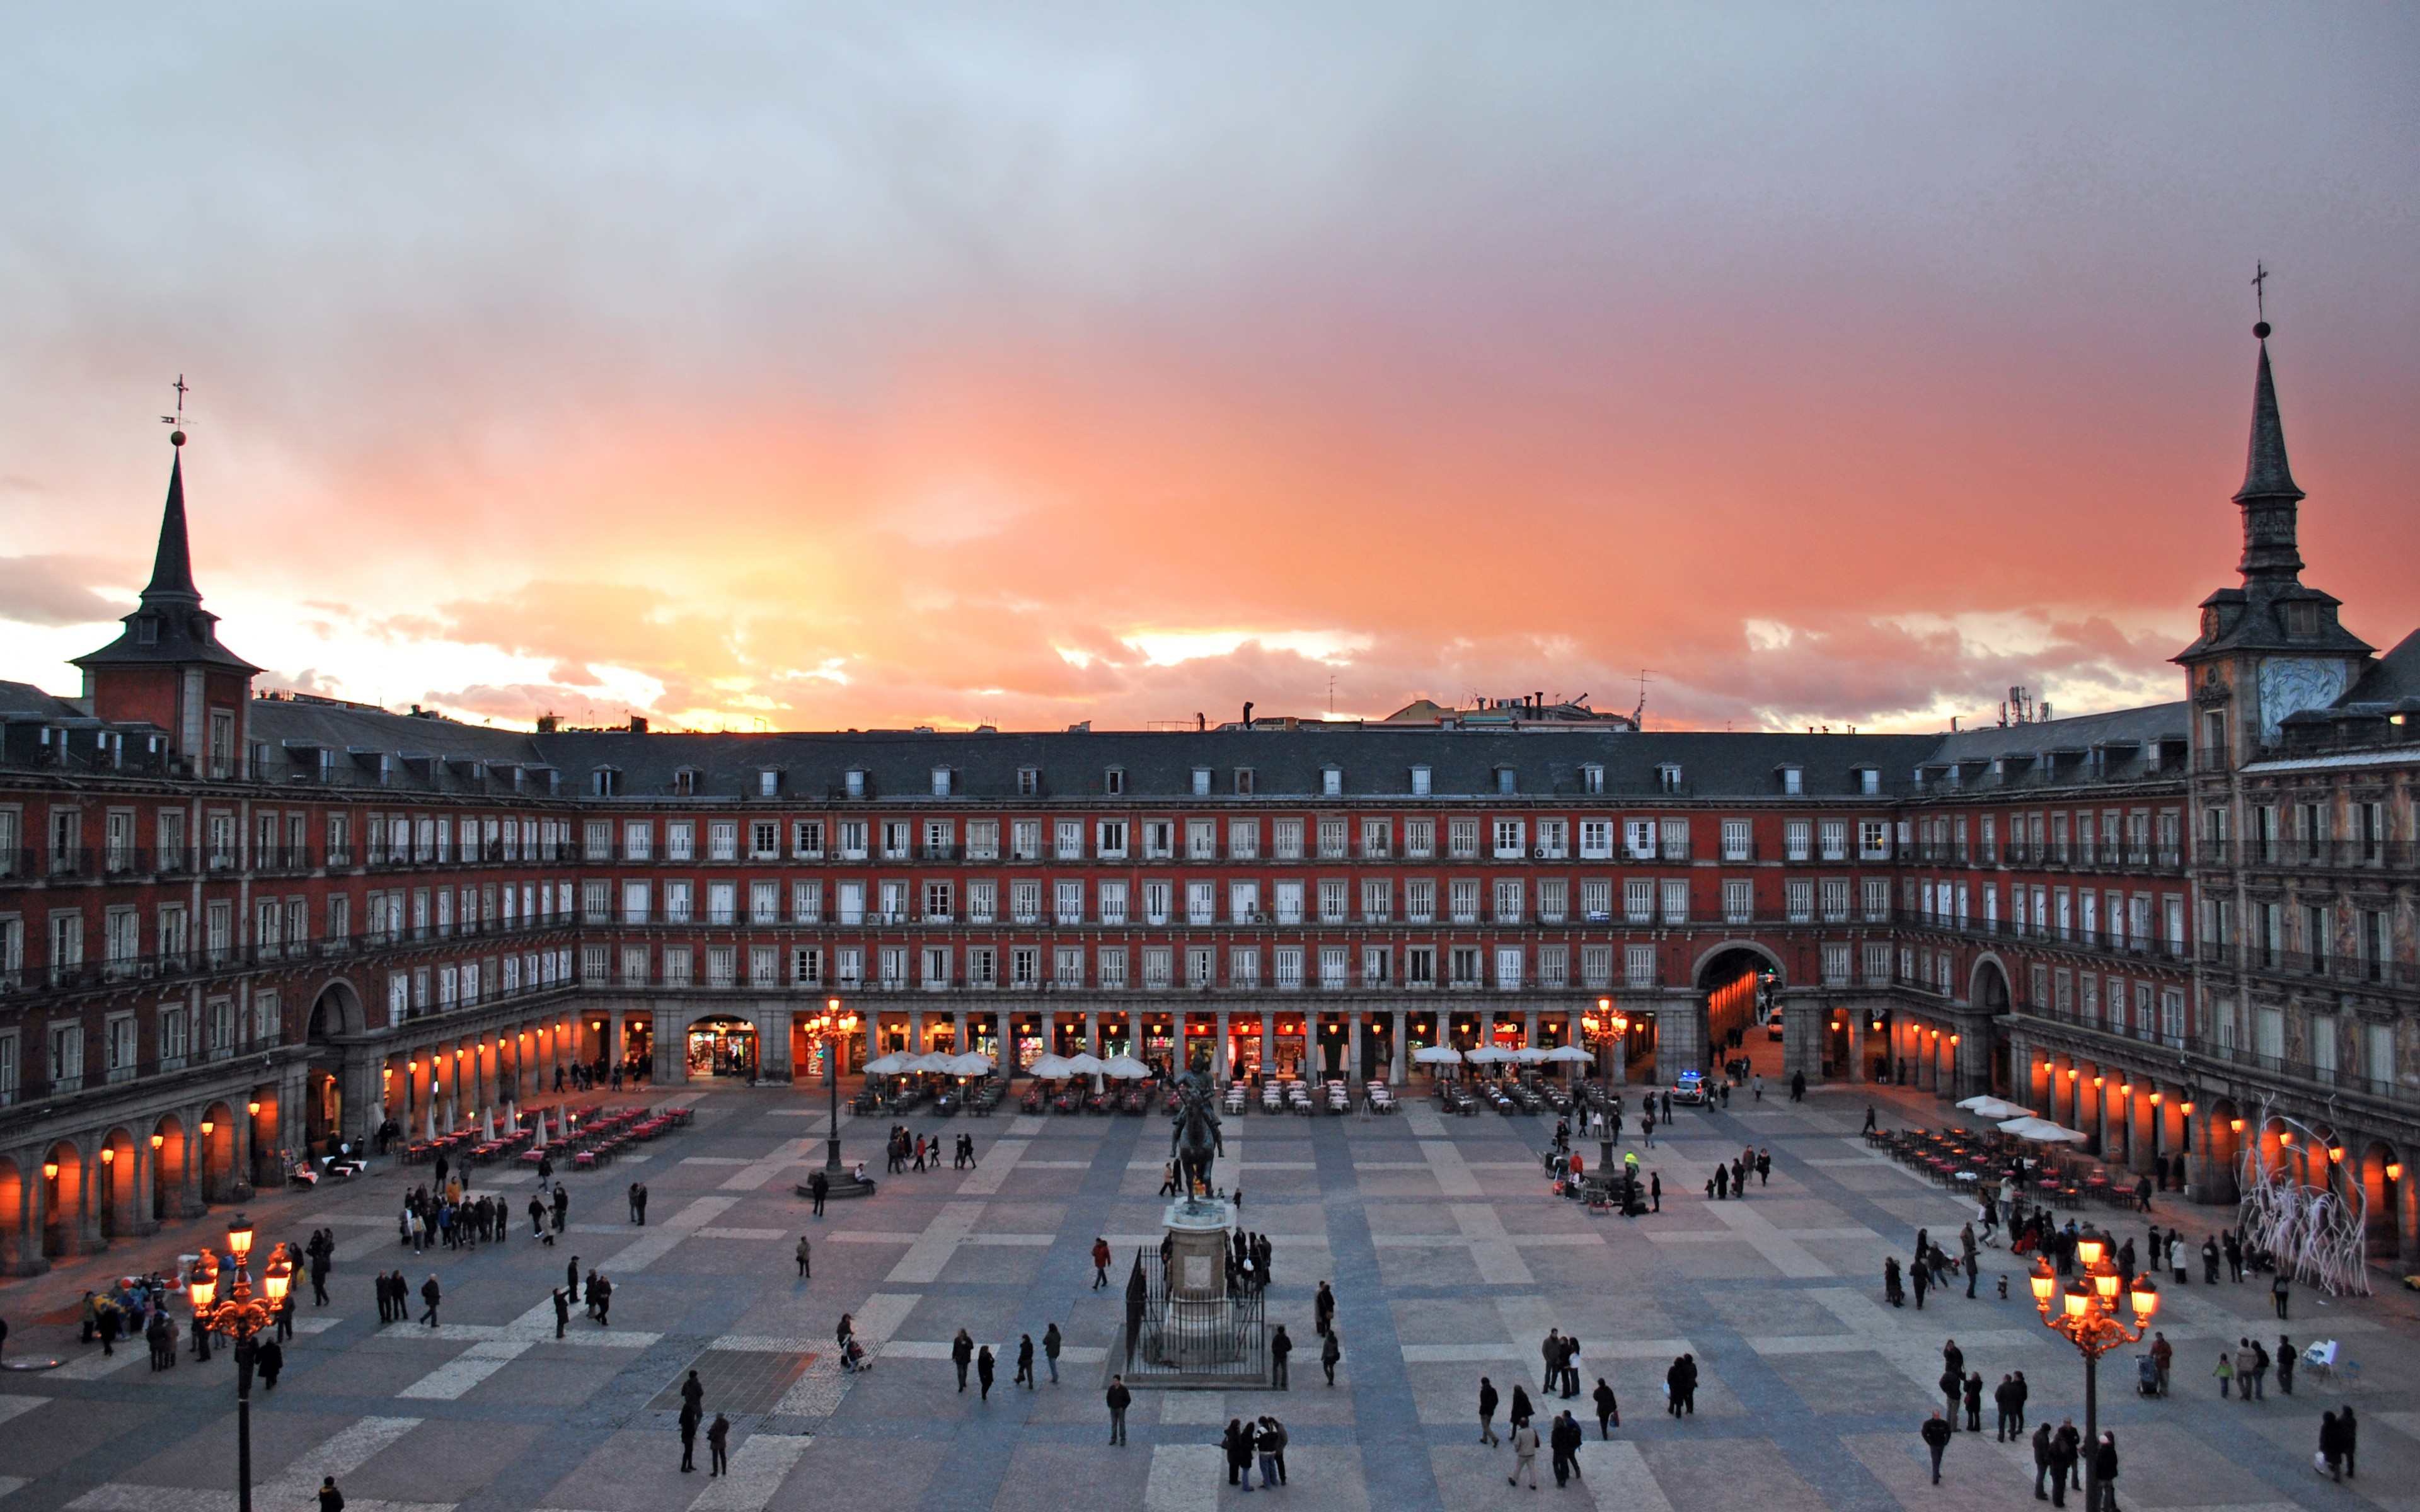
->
[1779,765,1803,795]
[1322,766,1342,796]
[136,617,158,646]
[1410,765,1432,796]
[845,768,867,798]
[1105,767,1126,796]
[1581,764,1604,794]
[1017,766,1040,796]
[1233,767,1255,796]
[931,766,955,797]
[1495,766,1516,795]
[591,767,621,797]
[1858,768,1881,796]
[1657,763,1683,794]
[1192,767,1212,796]
[2285,601,2320,637]
[672,768,698,796]
[758,769,779,798]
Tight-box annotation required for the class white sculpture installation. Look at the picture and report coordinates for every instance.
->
[2235,1097,2371,1297]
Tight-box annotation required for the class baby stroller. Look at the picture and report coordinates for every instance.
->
[2134,1354,2160,1397]
[839,1335,872,1373]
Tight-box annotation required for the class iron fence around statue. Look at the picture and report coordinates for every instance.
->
[1112,1249,1267,1385]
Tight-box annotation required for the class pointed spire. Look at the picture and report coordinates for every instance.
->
[2234,327,2303,503]
[2233,321,2305,585]
[142,447,200,602]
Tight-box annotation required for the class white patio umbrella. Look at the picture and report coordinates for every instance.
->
[1465,1046,1517,1065]
[1515,1046,1550,1063]
[1999,1116,2090,1145]
[863,1052,914,1075]
[907,1051,957,1074]
[531,1110,548,1149]
[425,1102,438,1142]
[1063,1052,1110,1074]
[1957,1095,2036,1121]
[1411,1046,1463,1064]
[481,1108,497,1142]
[1543,1045,1596,1062]
[1025,1053,1076,1080]
[947,1051,996,1077]
[1101,1055,1151,1080]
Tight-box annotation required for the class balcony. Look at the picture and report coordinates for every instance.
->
[2201,940,2417,991]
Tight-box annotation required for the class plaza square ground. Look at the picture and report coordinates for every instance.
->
[4,1060,2416,1512]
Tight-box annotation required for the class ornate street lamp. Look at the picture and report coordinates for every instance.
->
[795,997,874,1198]
[188,1214,295,1512]
[2027,1229,2158,1512]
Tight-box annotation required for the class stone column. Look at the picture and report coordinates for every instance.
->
[655,1004,688,1084]
[1780,995,1823,1084]
[1349,1013,1364,1082]
[1846,1013,1865,1082]
[1214,1010,1230,1078]
[756,1005,793,1079]
[1523,1008,1538,1051]
[1085,1011,1101,1056]
[2397,1164,2418,1267]
[126,1137,156,1237]
[1659,999,1708,1078]
[6,1150,47,1274]
[909,1007,925,1053]
[1260,1011,1275,1074]
[1390,1010,1406,1084]
[955,1011,971,1065]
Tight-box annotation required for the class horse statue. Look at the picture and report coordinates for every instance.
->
[1169,1070,1225,1211]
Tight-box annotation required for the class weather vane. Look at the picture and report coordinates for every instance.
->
[161,374,191,447]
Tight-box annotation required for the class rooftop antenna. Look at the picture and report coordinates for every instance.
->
[161,373,191,447]
[1631,668,1657,724]
[1327,672,1335,716]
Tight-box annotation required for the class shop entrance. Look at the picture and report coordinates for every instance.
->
[686,1015,758,1079]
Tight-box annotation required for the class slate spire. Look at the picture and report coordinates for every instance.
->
[142,447,201,602]
[2233,321,2305,584]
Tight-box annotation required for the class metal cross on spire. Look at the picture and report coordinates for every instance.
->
[2251,261,2269,322]
[161,374,192,446]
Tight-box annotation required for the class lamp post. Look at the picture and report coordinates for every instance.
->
[2027,1229,2158,1512]
[187,1214,295,1512]
[795,997,875,1199]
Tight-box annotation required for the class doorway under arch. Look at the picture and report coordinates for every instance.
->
[687,1015,758,1079]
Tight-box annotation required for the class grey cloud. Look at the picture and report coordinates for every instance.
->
[0,554,132,627]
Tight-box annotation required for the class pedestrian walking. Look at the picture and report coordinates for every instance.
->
[2149,1333,2172,1396]
[1593,1377,1619,1438]
[1015,1333,1035,1389]
[552,1287,570,1338]
[1479,1376,1501,1446]
[952,1329,974,1392]
[1995,1374,2020,1440]
[2213,1349,2234,1398]
[2032,1423,2054,1501]
[628,1183,643,1224]
[1226,1419,1253,1488]
[2276,1335,2294,1395]
[2271,1272,2290,1319]
[796,1237,811,1279]
[977,1344,996,1400]
[257,1336,284,1390]
[1964,1370,1984,1432]
[1314,1280,1335,1336]
[636,1184,648,1225]
[678,1404,700,1473]
[319,1477,344,1512]
[809,1169,829,1217]
[1092,1236,1112,1289]
[1509,1419,1541,1488]
[593,1272,612,1326]
[2341,1404,2358,1479]
[419,1274,441,1327]
[1106,1374,1131,1445]
[1922,1411,1952,1484]
[707,1413,729,1476]
[2092,1431,2119,1512]
[1320,1326,1341,1386]
[1270,1324,1291,1389]
[2320,1412,2345,1482]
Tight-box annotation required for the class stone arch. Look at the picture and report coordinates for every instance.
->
[198,1101,239,1204]
[1690,940,1785,991]
[2203,1095,2245,1196]
[308,977,368,1042]
[152,1113,190,1222]
[97,1126,139,1242]
[0,1155,30,1274]
[1968,955,2012,1014]
[2359,1138,2401,1260]
[41,1139,86,1258]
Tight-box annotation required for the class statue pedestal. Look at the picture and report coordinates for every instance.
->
[1156,1198,1245,1371]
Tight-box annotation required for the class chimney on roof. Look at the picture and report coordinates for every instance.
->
[629,715,648,735]
[1242,701,1253,728]
[1196,713,1205,731]
[536,713,560,733]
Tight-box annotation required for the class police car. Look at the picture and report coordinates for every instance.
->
[1669,1070,1714,1106]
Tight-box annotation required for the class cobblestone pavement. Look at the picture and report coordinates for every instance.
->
[3,1068,2416,1512]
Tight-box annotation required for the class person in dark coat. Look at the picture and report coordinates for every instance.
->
[1224,1419,1252,1486]
[1015,1333,1035,1389]
[1478,1376,1501,1445]
[1270,1324,1291,1389]
[1593,1377,1620,1438]
[952,1329,974,1392]
[678,1403,700,1472]
[2032,1423,2054,1501]
[1510,1382,1535,1430]
[1922,1411,1953,1484]
[679,1368,705,1420]
[1550,1411,1585,1487]
[1105,1374,1131,1445]
[977,1344,996,1400]
[2341,1405,2359,1479]
[1320,1327,1342,1385]
[706,1412,729,1476]
[256,1335,284,1390]
[318,1477,345,1512]
[2320,1411,2346,1481]
[1964,1370,1985,1432]
[2092,1431,2119,1511]
[418,1274,442,1327]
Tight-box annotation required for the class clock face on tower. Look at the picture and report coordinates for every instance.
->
[2257,656,2348,743]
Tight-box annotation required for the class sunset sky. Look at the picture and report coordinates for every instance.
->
[4,8,2416,735]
